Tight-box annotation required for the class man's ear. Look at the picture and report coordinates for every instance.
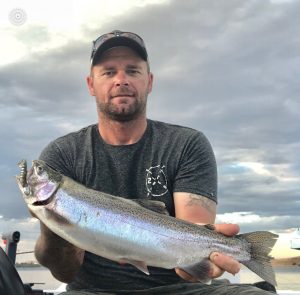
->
[86,75,95,96]
[148,72,154,94]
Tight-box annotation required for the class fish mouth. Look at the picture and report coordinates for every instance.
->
[32,193,55,206]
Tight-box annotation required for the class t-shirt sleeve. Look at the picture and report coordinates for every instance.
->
[39,139,75,179]
[173,131,217,203]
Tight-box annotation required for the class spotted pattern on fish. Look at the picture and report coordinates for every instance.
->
[17,159,279,287]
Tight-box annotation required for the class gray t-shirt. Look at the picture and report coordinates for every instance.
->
[39,119,217,291]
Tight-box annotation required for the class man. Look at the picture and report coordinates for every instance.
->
[34,30,274,294]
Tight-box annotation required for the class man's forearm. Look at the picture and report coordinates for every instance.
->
[35,222,84,283]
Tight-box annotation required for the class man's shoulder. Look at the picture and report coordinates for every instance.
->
[39,124,98,168]
[149,119,205,139]
[53,124,97,145]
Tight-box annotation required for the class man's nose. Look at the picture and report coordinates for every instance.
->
[114,71,129,86]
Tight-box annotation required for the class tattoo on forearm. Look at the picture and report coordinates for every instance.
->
[186,194,215,214]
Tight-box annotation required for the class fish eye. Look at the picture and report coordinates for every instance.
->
[36,166,44,175]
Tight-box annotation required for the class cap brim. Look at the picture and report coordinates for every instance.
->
[92,36,148,66]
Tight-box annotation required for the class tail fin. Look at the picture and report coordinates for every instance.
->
[238,231,278,286]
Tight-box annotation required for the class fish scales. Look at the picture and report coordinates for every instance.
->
[52,176,249,266]
[16,159,278,286]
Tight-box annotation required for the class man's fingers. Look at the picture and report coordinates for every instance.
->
[176,261,225,282]
[210,252,241,275]
[176,252,241,282]
[175,224,241,282]
[207,262,224,279]
[214,224,240,236]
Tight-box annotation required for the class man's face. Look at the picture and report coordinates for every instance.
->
[87,46,153,122]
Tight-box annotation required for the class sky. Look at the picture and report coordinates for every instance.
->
[0,0,300,262]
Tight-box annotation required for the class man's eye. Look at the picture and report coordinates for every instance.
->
[103,71,114,76]
[128,69,139,74]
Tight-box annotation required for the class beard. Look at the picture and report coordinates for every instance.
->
[97,95,147,122]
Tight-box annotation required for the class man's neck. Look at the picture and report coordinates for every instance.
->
[98,116,147,145]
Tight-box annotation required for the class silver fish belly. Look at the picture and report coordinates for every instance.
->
[16,160,278,286]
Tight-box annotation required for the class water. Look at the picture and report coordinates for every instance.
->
[17,266,61,291]
[240,266,300,292]
[17,265,300,292]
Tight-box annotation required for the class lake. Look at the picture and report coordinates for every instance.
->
[17,265,300,293]
[239,266,300,292]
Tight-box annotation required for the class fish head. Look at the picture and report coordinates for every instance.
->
[16,159,62,206]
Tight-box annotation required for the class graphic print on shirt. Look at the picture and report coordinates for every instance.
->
[146,165,168,197]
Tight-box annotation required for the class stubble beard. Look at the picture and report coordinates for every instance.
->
[97,95,147,122]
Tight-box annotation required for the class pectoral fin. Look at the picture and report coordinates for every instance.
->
[180,258,212,284]
[119,258,150,275]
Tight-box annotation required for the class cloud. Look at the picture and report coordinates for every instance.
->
[0,217,40,263]
[0,217,39,241]
[217,212,300,232]
[0,0,299,236]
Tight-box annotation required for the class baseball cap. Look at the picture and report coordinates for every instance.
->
[90,30,148,66]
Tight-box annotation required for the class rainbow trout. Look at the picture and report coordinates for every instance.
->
[16,160,278,286]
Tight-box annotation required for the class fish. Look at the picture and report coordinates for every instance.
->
[16,159,278,286]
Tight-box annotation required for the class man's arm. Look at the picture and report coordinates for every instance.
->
[174,192,216,223]
[34,222,84,283]
[173,192,241,282]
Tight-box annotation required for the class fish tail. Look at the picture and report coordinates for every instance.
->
[239,231,278,286]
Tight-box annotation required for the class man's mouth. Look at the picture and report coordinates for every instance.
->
[111,94,134,98]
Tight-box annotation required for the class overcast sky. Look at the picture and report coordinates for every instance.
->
[0,0,300,259]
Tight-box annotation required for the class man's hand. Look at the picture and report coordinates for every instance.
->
[35,222,84,283]
[175,223,241,283]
